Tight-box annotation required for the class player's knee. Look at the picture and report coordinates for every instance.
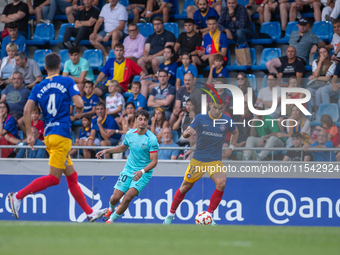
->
[180,181,193,193]
[133,8,140,15]
[216,180,226,191]
[112,31,121,40]
[65,6,73,15]
[110,194,120,205]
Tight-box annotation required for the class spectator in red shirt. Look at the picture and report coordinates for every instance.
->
[31,106,44,140]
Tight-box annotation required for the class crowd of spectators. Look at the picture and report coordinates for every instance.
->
[1,0,340,162]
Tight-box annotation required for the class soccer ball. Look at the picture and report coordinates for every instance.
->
[195,211,212,225]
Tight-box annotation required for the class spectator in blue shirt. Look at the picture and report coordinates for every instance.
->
[127,81,147,110]
[15,126,46,158]
[194,0,220,35]
[175,52,198,90]
[158,127,180,160]
[303,130,336,161]
[85,102,121,159]
[218,0,254,44]
[207,54,229,84]
[1,22,27,59]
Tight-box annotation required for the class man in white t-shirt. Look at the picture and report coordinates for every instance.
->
[106,80,125,119]
[89,0,128,60]
[255,73,281,119]
[324,19,340,61]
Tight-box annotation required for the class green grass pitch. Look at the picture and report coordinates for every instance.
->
[0,222,339,255]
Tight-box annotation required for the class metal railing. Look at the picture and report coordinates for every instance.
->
[1,145,339,161]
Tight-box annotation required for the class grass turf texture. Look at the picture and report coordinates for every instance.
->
[0,222,339,255]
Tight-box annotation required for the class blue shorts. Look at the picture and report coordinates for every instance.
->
[114,171,152,195]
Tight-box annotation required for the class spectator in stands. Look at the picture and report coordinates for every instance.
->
[70,114,92,157]
[0,101,19,158]
[106,80,125,119]
[314,114,340,147]
[27,0,50,24]
[275,46,305,85]
[60,0,100,48]
[93,43,145,97]
[0,43,17,87]
[324,1,340,22]
[127,81,147,110]
[303,129,336,161]
[174,19,202,67]
[246,0,263,23]
[140,0,173,23]
[62,46,94,96]
[120,102,137,131]
[141,45,178,96]
[123,23,146,62]
[193,0,220,35]
[256,73,281,118]
[187,0,223,19]
[15,126,46,158]
[170,73,201,127]
[1,22,26,59]
[207,54,229,84]
[316,61,340,107]
[290,0,322,22]
[41,0,72,23]
[30,106,44,140]
[283,76,306,117]
[181,131,197,160]
[11,51,42,89]
[283,132,312,161]
[279,105,311,147]
[233,102,253,149]
[237,102,285,160]
[218,0,254,44]
[65,0,99,23]
[89,0,128,60]
[158,127,180,159]
[307,47,336,112]
[122,0,146,24]
[266,19,326,75]
[147,70,176,120]
[137,17,176,75]
[172,99,195,146]
[1,0,29,39]
[150,107,170,143]
[233,72,256,104]
[175,52,198,90]
[262,0,290,35]
[0,72,30,133]
[82,80,99,116]
[199,16,228,67]
[84,102,121,159]
[326,19,340,61]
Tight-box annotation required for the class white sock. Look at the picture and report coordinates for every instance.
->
[169,212,175,217]
[207,212,213,217]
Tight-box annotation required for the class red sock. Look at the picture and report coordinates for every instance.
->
[207,189,224,214]
[170,189,186,214]
[16,175,60,200]
[66,172,93,215]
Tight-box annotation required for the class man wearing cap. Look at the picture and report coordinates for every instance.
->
[266,18,326,74]
[237,100,285,161]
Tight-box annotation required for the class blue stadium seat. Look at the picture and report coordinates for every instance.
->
[27,23,55,45]
[71,131,75,144]
[19,130,24,140]
[133,75,141,82]
[251,22,281,44]
[50,23,74,45]
[277,21,298,44]
[83,49,103,70]
[109,49,116,60]
[310,103,340,127]
[27,24,31,39]
[174,0,195,19]
[251,48,282,70]
[312,21,333,42]
[119,0,128,6]
[261,75,268,89]
[33,49,53,71]
[164,22,179,38]
[137,23,154,38]
[59,49,70,71]
[238,0,249,5]
[305,101,313,121]
[123,92,133,98]
[172,130,179,143]
[228,48,256,71]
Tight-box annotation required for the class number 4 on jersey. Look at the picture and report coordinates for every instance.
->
[47,94,58,117]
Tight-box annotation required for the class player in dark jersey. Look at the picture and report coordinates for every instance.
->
[7,53,106,222]
[164,95,239,225]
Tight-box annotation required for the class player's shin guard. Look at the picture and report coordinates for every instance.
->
[207,189,224,214]
[16,174,60,200]
[109,202,116,212]
[66,172,93,215]
[170,188,186,215]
